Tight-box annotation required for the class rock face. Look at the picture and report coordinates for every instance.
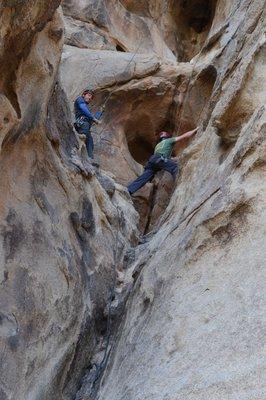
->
[0,2,139,400]
[0,1,265,400]
[95,1,266,399]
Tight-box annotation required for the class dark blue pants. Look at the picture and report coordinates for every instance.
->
[85,133,94,159]
[77,120,94,158]
[128,154,179,195]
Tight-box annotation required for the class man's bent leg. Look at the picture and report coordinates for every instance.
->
[128,169,154,195]
[86,133,94,158]
[162,159,179,179]
[78,120,94,159]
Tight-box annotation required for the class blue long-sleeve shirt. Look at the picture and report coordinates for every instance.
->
[74,96,102,122]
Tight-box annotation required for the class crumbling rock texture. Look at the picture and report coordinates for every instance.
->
[0,0,265,400]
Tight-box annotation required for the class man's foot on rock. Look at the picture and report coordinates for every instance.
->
[87,157,100,168]
[92,161,99,168]
[138,230,157,245]
[138,235,147,244]
[123,188,133,200]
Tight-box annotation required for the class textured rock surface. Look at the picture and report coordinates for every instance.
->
[0,0,265,400]
[0,2,139,400]
[97,1,266,399]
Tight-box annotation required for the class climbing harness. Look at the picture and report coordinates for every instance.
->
[73,115,87,132]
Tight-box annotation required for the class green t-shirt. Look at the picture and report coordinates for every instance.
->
[154,138,176,158]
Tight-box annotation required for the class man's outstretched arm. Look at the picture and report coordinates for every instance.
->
[174,127,198,142]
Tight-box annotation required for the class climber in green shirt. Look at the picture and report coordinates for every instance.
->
[154,136,178,158]
[128,128,198,194]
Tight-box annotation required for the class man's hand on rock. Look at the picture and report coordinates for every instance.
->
[175,127,199,142]
[186,127,199,138]
[190,127,199,135]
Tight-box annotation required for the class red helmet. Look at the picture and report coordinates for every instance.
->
[159,131,172,139]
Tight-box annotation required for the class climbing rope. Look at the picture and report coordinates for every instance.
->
[99,9,165,112]
[95,54,198,146]
[91,22,167,381]
[82,10,202,396]
[73,39,143,120]
[175,60,198,136]
[93,12,164,139]
[89,205,122,396]
[93,38,144,139]
[102,40,144,109]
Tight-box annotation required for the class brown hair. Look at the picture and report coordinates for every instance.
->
[82,89,94,97]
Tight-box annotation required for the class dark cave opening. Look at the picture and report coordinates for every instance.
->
[180,0,216,33]
[116,44,126,52]
[171,0,218,61]
[127,134,154,165]
[124,114,157,165]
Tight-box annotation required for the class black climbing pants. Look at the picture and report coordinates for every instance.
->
[127,154,179,195]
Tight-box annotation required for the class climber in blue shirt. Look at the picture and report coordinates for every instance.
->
[74,89,103,159]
